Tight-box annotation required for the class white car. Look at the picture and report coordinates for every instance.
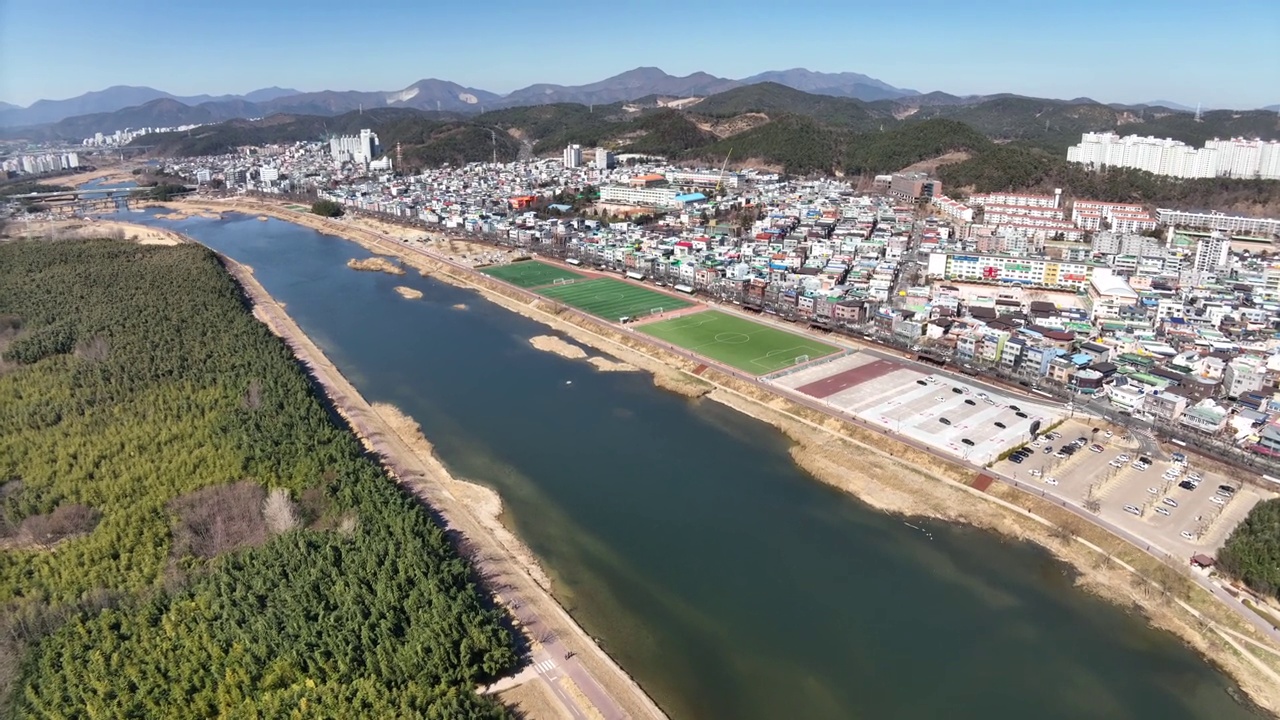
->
[1124,505,1142,516]
[1181,531,1196,541]
[1032,439,1044,447]
[935,396,946,402]
[1155,507,1171,516]
[1029,469,1043,477]
[1104,430,1113,438]
[1187,472,1202,482]
[1210,496,1227,506]
[1117,454,1131,462]
[1147,486,1159,494]
[1043,477,1059,486]
[1109,460,1124,468]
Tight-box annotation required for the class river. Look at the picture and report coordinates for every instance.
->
[128,209,1263,720]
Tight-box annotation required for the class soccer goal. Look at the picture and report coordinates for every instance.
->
[648,306,664,316]
[553,278,576,286]
[793,354,810,365]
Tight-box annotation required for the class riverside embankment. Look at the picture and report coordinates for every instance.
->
[135,202,1276,719]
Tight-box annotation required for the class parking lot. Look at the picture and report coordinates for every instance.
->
[772,352,1063,464]
[994,419,1271,555]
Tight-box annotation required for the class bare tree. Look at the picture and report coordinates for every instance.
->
[262,488,299,534]
[242,378,263,411]
[73,335,110,363]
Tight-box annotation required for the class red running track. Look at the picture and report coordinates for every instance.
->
[795,359,902,399]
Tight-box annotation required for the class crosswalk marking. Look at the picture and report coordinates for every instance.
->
[535,660,556,674]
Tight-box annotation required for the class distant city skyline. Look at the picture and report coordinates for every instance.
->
[1,0,1277,109]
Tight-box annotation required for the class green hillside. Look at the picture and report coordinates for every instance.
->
[688,114,842,175]
[843,119,993,175]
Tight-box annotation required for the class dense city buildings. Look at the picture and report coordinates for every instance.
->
[1067,132,1280,179]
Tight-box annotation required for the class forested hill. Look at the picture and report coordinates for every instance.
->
[133,84,1280,209]
[0,239,516,717]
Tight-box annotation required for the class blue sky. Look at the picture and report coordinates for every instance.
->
[1,0,1276,108]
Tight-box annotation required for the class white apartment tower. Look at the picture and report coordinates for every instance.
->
[1193,232,1230,276]
[1067,132,1280,180]
[330,129,380,166]
[563,144,582,168]
[595,147,614,170]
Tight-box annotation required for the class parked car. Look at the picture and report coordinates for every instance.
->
[1010,455,1024,464]
[1147,486,1159,494]
[1043,477,1059,486]
[1124,505,1142,516]
[1155,507,1171,516]
[1117,454,1131,462]
[1089,444,1104,453]
[952,387,964,394]
[1029,468,1042,477]
[1103,430,1113,438]
[916,379,928,386]
[939,417,951,425]
[994,421,1007,429]
[1131,462,1148,471]
[1043,446,1054,454]
[1008,405,1021,412]
[1162,497,1178,508]
[1218,484,1237,496]
[1178,481,1196,491]
[961,438,975,446]
[1210,496,1227,505]
[964,398,976,405]
[936,395,946,401]
[1181,530,1196,541]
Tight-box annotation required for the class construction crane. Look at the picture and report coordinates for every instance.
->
[715,149,733,197]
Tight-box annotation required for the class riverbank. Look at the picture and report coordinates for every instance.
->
[222,256,666,720]
[154,196,1280,713]
[2,217,186,245]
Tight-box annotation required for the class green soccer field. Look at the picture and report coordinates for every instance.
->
[479,261,582,288]
[535,277,691,320]
[638,310,840,374]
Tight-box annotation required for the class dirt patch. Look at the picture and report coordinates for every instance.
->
[347,257,405,275]
[394,286,423,300]
[689,112,771,139]
[898,151,973,176]
[452,303,470,310]
[497,681,569,719]
[3,218,188,246]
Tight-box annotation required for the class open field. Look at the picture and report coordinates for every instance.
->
[639,310,840,374]
[480,260,582,288]
[536,277,690,321]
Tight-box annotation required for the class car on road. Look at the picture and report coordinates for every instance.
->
[1181,530,1196,541]
[1124,505,1142,516]
[1211,496,1227,505]
[1043,477,1059,486]
[1162,497,1179,508]
[1155,507,1171,516]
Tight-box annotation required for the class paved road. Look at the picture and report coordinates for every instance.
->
[291,207,1280,660]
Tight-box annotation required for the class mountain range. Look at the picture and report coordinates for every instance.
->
[0,67,923,131]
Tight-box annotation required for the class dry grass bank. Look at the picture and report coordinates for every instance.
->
[2,218,186,246]
[529,335,635,372]
[394,286,423,300]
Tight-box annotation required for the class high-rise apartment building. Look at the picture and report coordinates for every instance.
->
[1067,132,1280,180]
[330,129,380,165]
[563,144,582,168]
